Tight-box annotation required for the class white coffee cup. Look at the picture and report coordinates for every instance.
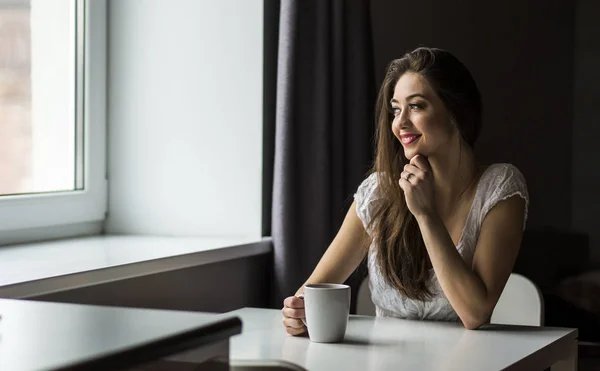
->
[300,283,350,343]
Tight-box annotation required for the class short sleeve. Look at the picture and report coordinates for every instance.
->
[353,173,379,232]
[480,164,529,230]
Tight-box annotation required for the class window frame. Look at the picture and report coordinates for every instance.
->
[0,0,107,241]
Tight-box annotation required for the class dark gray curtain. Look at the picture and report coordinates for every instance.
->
[272,0,375,308]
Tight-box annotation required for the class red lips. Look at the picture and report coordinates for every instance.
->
[400,134,421,145]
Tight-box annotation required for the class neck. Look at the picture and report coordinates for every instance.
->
[428,142,478,217]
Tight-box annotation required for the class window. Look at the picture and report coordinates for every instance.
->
[0,0,106,242]
[1,0,77,195]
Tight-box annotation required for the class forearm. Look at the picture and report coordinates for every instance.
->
[294,201,369,297]
[297,241,366,296]
[417,213,491,329]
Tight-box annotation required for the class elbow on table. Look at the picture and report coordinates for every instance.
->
[462,319,484,330]
[460,310,491,330]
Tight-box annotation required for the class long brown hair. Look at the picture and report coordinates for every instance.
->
[369,47,482,300]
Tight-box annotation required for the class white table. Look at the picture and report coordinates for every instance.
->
[225,308,578,371]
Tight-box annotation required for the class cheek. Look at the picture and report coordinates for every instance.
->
[413,115,437,137]
[425,114,453,137]
[438,120,458,143]
[417,117,455,148]
[432,123,454,142]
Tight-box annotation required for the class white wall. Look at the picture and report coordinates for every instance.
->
[572,0,600,266]
[106,0,263,238]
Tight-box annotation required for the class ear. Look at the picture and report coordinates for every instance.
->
[448,118,466,144]
[448,117,460,132]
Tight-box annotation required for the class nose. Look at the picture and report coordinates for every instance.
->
[393,110,411,133]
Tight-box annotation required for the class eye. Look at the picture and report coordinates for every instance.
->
[391,107,401,116]
[408,103,423,110]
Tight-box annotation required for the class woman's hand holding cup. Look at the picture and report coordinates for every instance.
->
[282,295,307,336]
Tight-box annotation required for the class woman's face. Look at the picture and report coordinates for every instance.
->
[390,72,457,160]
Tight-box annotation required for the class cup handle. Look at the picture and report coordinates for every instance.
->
[296,294,307,326]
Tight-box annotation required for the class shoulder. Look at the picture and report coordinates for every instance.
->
[354,172,380,210]
[479,163,528,198]
[356,172,379,195]
[481,163,526,183]
[478,163,529,229]
[354,173,383,231]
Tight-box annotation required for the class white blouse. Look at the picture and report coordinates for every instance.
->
[354,163,529,321]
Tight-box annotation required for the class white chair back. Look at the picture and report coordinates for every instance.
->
[356,276,376,316]
[490,273,544,326]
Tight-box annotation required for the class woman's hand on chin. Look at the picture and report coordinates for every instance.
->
[399,154,436,219]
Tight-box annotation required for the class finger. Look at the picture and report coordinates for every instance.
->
[281,306,305,319]
[410,154,431,171]
[399,177,411,192]
[282,317,305,329]
[283,296,305,309]
[403,164,426,179]
[282,318,306,335]
[400,171,416,184]
[286,326,307,336]
[411,155,431,172]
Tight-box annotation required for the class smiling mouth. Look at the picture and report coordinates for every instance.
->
[400,135,421,145]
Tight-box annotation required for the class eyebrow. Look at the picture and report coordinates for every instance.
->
[390,94,427,105]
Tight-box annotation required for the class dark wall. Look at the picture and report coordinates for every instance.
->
[572,0,600,265]
[28,253,272,313]
[371,0,575,230]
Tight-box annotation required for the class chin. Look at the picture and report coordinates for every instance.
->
[403,149,418,160]
[404,147,429,161]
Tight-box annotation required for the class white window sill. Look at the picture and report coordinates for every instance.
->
[0,235,271,299]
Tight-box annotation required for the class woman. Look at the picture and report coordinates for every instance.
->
[282,47,529,332]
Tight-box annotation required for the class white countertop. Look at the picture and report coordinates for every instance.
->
[0,298,240,370]
[0,235,269,298]
[227,308,578,371]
